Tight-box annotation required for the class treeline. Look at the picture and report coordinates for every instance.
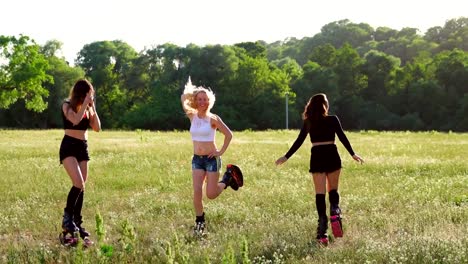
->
[0,17,467,131]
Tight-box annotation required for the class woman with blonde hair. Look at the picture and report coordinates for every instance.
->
[59,79,101,246]
[276,93,363,245]
[181,77,243,235]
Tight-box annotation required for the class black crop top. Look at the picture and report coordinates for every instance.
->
[285,115,355,158]
[62,101,90,130]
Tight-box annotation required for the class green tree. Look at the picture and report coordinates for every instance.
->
[76,40,138,128]
[0,35,51,112]
[234,41,266,58]
[361,50,401,102]
[333,43,366,97]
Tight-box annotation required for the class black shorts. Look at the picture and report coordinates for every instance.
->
[59,135,90,164]
[309,144,341,173]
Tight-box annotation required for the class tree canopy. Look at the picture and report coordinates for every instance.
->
[1,17,467,131]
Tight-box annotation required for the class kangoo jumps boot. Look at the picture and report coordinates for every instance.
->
[74,215,94,246]
[193,213,206,237]
[316,216,329,246]
[220,164,244,190]
[59,210,79,246]
[330,205,343,238]
[62,210,79,233]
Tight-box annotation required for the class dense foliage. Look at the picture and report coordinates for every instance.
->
[1,17,467,131]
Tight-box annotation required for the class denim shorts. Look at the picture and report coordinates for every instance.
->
[192,155,221,172]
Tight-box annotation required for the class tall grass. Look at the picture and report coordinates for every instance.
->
[0,130,467,263]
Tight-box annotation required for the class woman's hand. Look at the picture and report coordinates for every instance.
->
[275,156,288,165]
[352,154,364,164]
[208,150,222,158]
[87,87,96,107]
[84,91,94,107]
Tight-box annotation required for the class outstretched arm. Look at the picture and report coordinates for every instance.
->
[334,116,363,163]
[276,120,309,165]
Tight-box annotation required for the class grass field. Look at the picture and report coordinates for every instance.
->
[0,129,467,263]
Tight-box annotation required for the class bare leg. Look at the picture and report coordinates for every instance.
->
[206,171,225,199]
[326,169,341,192]
[192,169,206,216]
[62,157,85,189]
[78,161,88,185]
[312,172,327,194]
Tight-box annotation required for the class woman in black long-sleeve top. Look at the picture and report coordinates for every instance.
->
[276,93,363,245]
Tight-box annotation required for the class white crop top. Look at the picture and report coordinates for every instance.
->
[190,114,216,142]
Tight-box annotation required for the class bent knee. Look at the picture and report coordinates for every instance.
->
[206,191,218,200]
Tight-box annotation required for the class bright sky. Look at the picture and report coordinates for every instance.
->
[2,0,466,63]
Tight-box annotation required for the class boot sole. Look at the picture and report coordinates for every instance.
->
[82,237,94,247]
[59,232,78,246]
[317,237,329,246]
[330,215,343,237]
[228,164,243,190]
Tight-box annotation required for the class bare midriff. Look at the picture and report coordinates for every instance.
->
[65,129,88,140]
[193,141,217,155]
[312,141,335,147]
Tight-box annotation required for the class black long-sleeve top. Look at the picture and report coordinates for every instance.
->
[285,115,355,159]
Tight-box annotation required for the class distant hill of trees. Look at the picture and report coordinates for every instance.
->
[1,17,467,131]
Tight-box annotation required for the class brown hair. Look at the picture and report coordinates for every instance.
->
[68,79,92,112]
[302,93,329,121]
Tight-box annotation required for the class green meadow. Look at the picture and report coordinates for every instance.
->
[0,130,467,263]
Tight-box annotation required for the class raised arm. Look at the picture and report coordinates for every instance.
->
[62,94,92,126]
[181,94,193,118]
[88,104,101,132]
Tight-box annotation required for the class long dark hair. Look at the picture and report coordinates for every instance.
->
[68,79,91,112]
[302,93,329,121]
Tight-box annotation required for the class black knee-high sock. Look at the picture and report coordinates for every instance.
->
[196,212,205,223]
[65,186,82,215]
[329,189,340,206]
[315,194,326,218]
[74,190,84,220]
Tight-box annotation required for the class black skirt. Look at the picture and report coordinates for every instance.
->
[59,135,90,164]
[309,144,341,173]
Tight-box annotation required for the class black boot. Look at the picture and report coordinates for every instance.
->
[74,215,90,238]
[316,216,329,245]
[329,189,341,216]
[73,191,90,239]
[62,210,78,233]
[220,171,233,189]
[219,164,243,190]
[194,213,206,236]
[315,193,328,245]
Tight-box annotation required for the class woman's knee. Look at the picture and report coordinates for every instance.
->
[206,187,219,199]
[206,191,218,200]
[73,181,85,190]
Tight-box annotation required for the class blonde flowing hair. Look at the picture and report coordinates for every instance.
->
[182,77,216,114]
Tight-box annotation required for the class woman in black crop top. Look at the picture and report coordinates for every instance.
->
[275,93,363,245]
[58,79,101,246]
